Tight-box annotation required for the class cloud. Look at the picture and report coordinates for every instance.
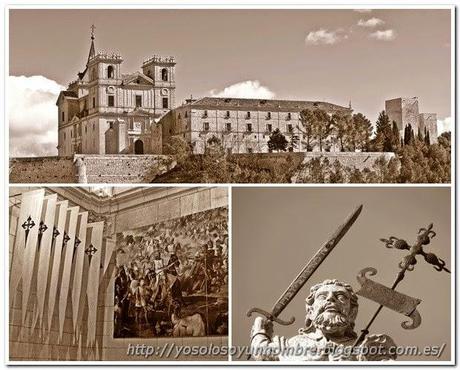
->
[209,80,275,99]
[354,9,372,13]
[368,29,396,41]
[9,75,63,157]
[437,116,451,134]
[305,28,348,45]
[357,17,385,27]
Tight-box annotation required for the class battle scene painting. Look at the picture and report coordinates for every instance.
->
[114,207,228,338]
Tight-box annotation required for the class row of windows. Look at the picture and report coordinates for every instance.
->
[199,110,293,120]
[195,146,297,155]
[106,95,168,109]
[201,122,294,133]
[96,66,170,82]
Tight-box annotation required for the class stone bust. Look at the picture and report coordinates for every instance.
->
[250,279,397,361]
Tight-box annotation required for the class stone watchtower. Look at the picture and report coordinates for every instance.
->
[141,56,176,117]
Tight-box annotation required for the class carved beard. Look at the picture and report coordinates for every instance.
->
[313,311,349,334]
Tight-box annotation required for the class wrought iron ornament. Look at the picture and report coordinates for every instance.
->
[62,232,70,249]
[37,221,48,251]
[22,216,35,244]
[354,223,450,347]
[85,244,98,265]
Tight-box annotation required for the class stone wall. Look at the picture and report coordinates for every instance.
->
[9,155,176,184]
[9,157,75,183]
[75,154,175,183]
[292,152,396,182]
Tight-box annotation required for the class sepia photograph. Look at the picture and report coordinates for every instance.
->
[8,186,228,361]
[114,207,228,339]
[3,2,457,367]
[232,187,452,362]
[8,7,453,184]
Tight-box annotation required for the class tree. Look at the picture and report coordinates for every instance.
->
[403,124,415,146]
[438,131,451,149]
[267,128,288,152]
[373,111,393,152]
[351,113,373,151]
[329,160,346,183]
[417,128,424,142]
[331,112,352,151]
[424,127,431,146]
[288,134,299,152]
[299,109,314,151]
[164,136,192,167]
[311,109,332,152]
[398,139,450,183]
[390,121,401,151]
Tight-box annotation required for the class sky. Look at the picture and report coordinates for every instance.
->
[8,8,452,156]
[232,187,451,361]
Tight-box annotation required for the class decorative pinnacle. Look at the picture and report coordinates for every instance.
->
[90,24,96,40]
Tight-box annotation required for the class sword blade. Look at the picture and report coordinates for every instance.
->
[270,204,363,319]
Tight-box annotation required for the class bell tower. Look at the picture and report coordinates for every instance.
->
[142,56,176,117]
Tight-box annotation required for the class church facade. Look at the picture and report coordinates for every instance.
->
[57,30,176,156]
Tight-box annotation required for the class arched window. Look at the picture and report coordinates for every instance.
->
[161,68,168,81]
[108,65,114,79]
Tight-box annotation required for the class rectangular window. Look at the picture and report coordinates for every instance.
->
[203,110,208,118]
[109,121,114,129]
[162,97,168,109]
[61,111,65,122]
[266,112,271,119]
[247,123,252,132]
[92,97,96,108]
[108,95,115,107]
[225,111,230,118]
[287,112,292,120]
[203,122,210,131]
[226,123,232,131]
[246,112,251,119]
[287,124,293,133]
[266,124,272,133]
[136,95,142,107]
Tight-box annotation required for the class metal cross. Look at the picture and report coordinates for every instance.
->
[354,223,450,347]
[53,226,60,239]
[37,221,48,251]
[85,244,98,265]
[90,24,96,40]
[73,237,81,262]
[62,231,70,249]
[51,226,60,253]
[21,216,35,244]
[381,223,450,274]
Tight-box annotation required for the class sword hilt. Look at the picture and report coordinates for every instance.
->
[246,307,295,326]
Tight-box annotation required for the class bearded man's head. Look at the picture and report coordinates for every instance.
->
[304,279,359,338]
